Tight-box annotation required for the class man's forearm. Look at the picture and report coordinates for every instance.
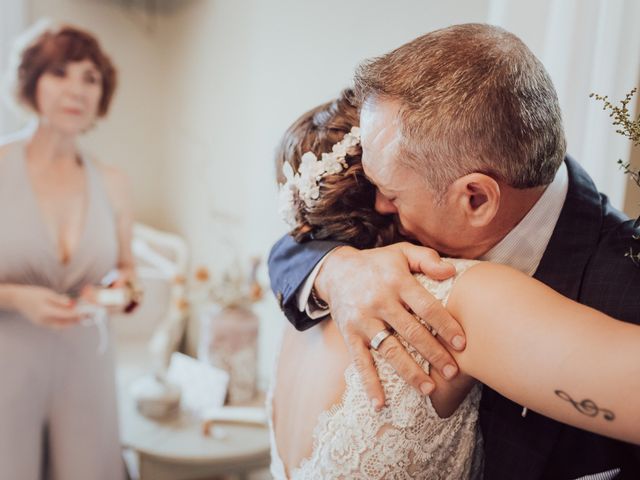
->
[313,246,358,302]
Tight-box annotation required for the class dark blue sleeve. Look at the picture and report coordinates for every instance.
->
[267,234,345,331]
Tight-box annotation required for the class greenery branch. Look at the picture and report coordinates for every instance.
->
[590,87,640,263]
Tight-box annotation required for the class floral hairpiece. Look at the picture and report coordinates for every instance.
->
[278,126,361,228]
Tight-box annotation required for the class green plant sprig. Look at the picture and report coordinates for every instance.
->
[590,87,640,264]
[590,87,640,147]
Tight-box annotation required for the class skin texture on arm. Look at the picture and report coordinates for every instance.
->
[447,262,640,445]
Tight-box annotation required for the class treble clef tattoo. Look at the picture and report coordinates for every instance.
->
[554,390,615,421]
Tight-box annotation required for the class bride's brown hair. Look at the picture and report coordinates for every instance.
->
[275,89,404,249]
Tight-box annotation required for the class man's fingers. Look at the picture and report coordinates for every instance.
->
[396,243,455,280]
[400,279,466,352]
[348,337,387,411]
[375,334,435,396]
[384,304,460,380]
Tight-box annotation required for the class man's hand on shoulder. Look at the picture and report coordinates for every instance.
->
[314,242,466,410]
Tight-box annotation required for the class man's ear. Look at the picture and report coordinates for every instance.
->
[449,173,500,227]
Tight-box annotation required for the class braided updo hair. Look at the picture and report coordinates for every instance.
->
[275,89,404,249]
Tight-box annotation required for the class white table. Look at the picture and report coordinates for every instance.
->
[116,352,270,480]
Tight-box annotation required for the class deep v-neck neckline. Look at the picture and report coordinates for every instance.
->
[19,143,93,269]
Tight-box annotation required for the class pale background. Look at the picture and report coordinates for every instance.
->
[1,0,639,388]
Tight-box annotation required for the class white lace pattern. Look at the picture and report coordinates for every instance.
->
[269,259,483,479]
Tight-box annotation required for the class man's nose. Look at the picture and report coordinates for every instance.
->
[374,191,397,215]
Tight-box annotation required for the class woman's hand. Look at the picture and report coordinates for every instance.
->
[108,268,134,289]
[79,269,140,314]
[314,242,466,410]
[13,285,82,328]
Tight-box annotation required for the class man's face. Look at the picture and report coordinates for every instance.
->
[360,98,466,255]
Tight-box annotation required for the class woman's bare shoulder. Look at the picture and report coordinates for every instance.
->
[94,158,131,196]
[412,258,485,301]
[91,159,132,216]
[446,261,567,322]
[94,159,128,189]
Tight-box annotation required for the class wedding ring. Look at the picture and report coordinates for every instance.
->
[427,324,438,337]
[370,328,393,351]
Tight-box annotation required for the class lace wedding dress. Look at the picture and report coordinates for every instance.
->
[268,259,483,479]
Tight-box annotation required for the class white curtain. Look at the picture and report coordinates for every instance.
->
[487,0,640,209]
[0,0,28,136]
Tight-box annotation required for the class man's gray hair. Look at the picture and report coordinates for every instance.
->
[354,23,566,193]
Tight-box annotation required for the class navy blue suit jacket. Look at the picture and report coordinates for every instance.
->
[267,157,640,479]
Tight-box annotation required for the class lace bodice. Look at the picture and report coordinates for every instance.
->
[268,259,483,479]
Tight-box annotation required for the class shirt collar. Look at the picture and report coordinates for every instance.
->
[480,162,569,275]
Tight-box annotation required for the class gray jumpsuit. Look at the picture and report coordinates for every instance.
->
[0,141,125,480]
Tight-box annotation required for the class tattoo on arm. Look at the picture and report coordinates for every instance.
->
[554,389,615,421]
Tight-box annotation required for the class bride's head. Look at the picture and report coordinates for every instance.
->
[276,89,405,249]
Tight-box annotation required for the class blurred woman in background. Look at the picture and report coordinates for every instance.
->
[0,22,135,480]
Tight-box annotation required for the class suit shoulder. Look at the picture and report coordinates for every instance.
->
[582,216,640,324]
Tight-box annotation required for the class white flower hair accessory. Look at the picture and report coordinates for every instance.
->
[278,126,361,228]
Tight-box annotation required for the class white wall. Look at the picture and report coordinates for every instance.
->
[0,0,27,133]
